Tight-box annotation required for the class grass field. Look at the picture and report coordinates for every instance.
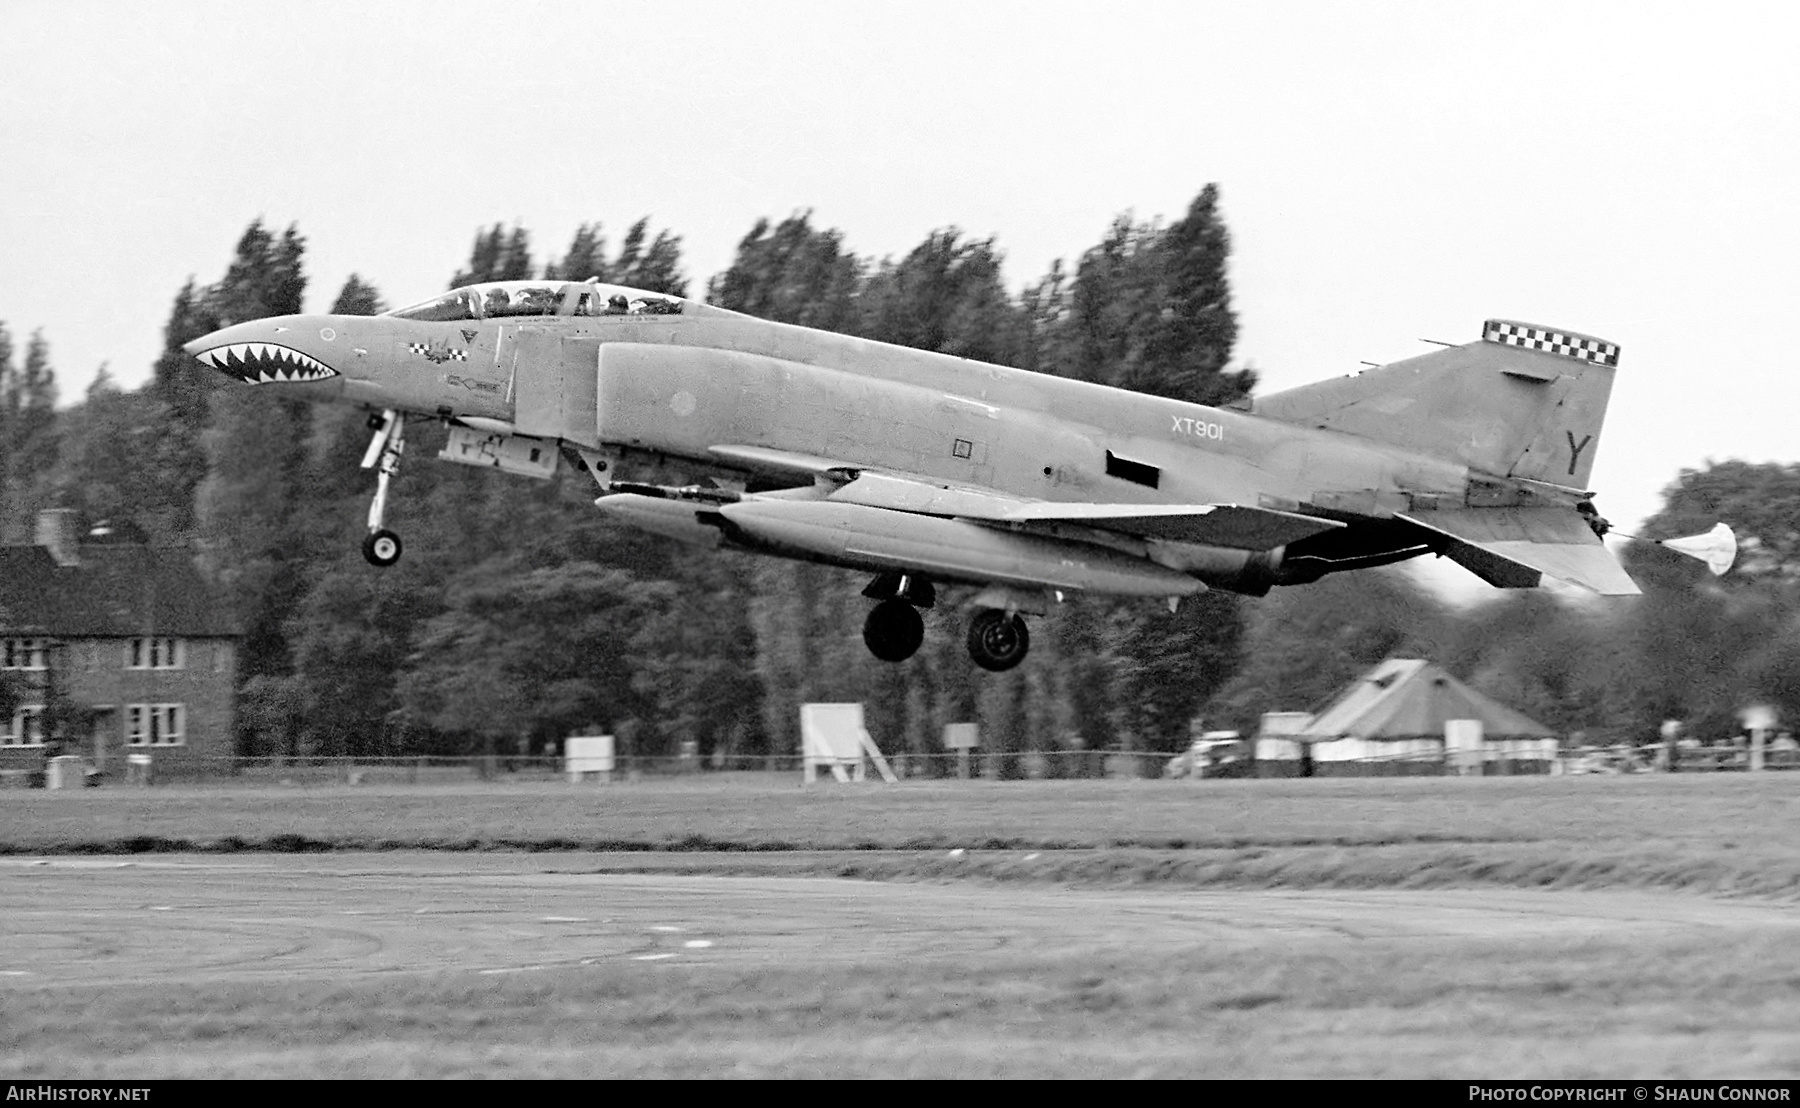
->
[6,774,1800,1078]
[5,773,1800,896]
[6,916,1799,1078]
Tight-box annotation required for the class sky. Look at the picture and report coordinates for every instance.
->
[3,0,1798,537]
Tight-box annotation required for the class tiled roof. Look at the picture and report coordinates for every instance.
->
[0,543,241,638]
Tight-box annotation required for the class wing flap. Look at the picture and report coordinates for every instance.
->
[998,502,1344,549]
[1401,507,1641,595]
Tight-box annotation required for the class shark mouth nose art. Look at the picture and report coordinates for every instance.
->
[195,342,338,384]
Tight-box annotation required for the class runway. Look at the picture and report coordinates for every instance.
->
[6,853,1799,990]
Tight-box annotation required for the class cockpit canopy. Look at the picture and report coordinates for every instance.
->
[388,281,685,323]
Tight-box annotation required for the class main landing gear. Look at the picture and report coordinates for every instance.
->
[861,572,933,662]
[361,409,405,567]
[966,608,1030,672]
[863,600,925,662]
[859,573,1033,672]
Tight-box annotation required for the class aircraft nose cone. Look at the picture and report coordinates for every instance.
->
[186,320,340,386]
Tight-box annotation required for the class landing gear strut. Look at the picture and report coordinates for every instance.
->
[966,608,1030,672]
[361,409,405,567]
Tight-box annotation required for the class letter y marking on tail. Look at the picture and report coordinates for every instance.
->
[1566,431,1593,476]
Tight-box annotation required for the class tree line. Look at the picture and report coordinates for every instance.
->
[2,193,1791,762]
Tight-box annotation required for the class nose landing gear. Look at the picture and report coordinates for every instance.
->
[362,528,403,568]
[361,409,405,567]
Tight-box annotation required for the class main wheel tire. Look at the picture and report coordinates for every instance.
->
[967,608,1029,671]
[863,600,925,662]
[362,528,403,567]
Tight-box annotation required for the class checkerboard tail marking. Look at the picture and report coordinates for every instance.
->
[1482,320,1619,367]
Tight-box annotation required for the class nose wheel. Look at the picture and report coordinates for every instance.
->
[361,409,406,567]
[967,608,1030,671]
[362,528,403,567]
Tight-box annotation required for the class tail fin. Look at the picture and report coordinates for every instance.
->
[1252,320,1620,488]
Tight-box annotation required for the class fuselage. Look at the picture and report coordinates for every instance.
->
[185,279,1470,532]
[185,278,1658,671]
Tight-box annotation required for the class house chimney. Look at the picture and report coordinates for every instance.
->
[35,508,81,567]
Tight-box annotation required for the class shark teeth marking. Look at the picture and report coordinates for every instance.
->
[197,342,338,385]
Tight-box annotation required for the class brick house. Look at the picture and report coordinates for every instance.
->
[0,510,242,778]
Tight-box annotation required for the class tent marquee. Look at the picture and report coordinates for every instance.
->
[1298,658,1556,743]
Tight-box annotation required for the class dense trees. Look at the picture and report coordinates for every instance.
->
[705,213,860,332]
[466,218,690,296]
[1051,187,1253,406]
[0,324,59,541]
[450,224,535,287]
[4,193,1791,761]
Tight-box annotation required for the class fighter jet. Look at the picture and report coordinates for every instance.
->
[185,278,1732,671]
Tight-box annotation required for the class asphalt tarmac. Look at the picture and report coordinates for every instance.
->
[5,853,1798,989]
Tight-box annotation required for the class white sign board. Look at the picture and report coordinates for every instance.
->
[565,735,615,782]
[803,704,867,761]
[943,723,979,750]
[1445,718,1484,775]
[801,703,897,784]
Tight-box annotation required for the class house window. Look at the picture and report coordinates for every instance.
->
[2,639,46,671]
[127,638,185,670]
[3,706,45,747]
[125,704,185,747]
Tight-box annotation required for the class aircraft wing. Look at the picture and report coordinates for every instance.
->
[1400,506,1641,595]
[809,468,1344,551]
[708,445,1341,550]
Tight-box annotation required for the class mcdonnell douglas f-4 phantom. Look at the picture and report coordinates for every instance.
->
[186,278,1731,671]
